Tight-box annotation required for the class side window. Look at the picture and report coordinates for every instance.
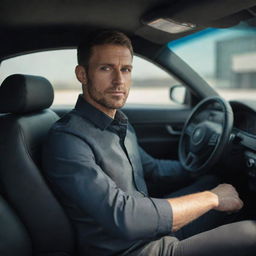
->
[128,56,183,105]
[0,50,184,106]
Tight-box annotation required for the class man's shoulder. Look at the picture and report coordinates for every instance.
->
[49,109,95,137]
[52,111,74,129]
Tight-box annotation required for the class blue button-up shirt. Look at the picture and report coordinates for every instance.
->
[43,95,188,256]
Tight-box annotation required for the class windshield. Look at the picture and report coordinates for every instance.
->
[169,18,256,101]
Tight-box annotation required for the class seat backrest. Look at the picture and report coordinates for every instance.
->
[0,74,74,256]
[0,193,32,256]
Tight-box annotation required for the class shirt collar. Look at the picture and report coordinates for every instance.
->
[74,94,128,130]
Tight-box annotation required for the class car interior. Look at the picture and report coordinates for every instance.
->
[1,0,256,255]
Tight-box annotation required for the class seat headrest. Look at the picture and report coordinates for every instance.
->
[0,74,54,114]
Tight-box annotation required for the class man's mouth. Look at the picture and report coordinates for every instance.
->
[107,91,125,96]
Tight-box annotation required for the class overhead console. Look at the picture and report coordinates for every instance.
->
[138,0,256,44]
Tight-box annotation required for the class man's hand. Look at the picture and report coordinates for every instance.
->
[211,184,244,212]
[167,183,243,232]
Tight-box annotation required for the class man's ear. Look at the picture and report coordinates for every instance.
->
[75,65,88,85]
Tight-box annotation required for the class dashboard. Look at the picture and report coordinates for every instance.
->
[233,102,256,136]
[231,100,256,152]
[231,100,256,191]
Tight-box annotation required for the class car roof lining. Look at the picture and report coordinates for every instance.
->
[1,0,256,59]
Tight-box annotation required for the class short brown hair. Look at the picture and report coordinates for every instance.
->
[77,30,133,67]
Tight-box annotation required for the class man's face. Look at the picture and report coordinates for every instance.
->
[80,44,133,117]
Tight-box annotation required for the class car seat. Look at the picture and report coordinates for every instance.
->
[0,193,32,256]
[0,74,74,256]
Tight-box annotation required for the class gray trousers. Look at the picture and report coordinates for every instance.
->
[129,176,256,256]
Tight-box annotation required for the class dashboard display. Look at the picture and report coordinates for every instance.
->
[234,110,256,135]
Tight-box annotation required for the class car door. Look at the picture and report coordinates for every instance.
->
[123,104,191,160]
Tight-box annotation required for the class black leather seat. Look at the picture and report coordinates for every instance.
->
[0,74,74,256]
[0,193,32,256]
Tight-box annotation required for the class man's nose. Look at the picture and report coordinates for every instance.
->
[113,70,124,85]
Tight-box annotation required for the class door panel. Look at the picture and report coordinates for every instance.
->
[123,105,192,160]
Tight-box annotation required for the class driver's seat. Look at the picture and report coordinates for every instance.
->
[0,74,74,256]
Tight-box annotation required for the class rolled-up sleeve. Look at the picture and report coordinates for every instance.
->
[43,131,172,241]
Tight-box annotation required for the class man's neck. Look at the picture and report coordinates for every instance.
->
[82,93,116,119]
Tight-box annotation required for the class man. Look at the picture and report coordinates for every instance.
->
[43,31,256,256]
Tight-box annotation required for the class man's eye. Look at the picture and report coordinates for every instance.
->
[100,66,111,71]
[122,68,132,73]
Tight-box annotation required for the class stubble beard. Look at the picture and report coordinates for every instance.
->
[86,80,129,110]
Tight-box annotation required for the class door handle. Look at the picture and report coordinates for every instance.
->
[166,125,182,136]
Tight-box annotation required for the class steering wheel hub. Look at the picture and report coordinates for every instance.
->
[192,126,205,145]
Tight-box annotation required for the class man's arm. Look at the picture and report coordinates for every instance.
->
[167,183,244,232]
[139,147,191,185]
[44,129,243,240]
[43,131,173,240]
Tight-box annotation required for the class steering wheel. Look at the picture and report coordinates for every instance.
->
[179,96,233,174]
